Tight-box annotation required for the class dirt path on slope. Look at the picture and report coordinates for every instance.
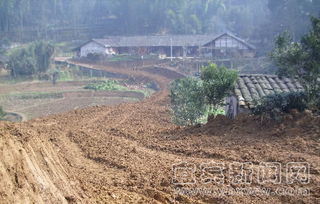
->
[1,61,319,204]
[0,61,183,203]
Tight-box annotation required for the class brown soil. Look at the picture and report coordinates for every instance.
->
[141,67,186,79]
[0,60,319,203]
[0,80,145,120]
[0,81,90,95]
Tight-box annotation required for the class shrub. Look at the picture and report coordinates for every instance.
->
[7,48,37,76]
[170,78,207,126]
[7,41,54,77]
[201,63,238,114]
[33,41,55,73]
[169,63,238,126]
[253,92,308,119]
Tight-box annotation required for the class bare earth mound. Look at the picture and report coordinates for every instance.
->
[0,61,319,203]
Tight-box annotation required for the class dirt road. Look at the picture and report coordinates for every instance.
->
[0,61,319,203]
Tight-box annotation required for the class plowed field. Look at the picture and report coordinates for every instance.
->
[0,61,319,204]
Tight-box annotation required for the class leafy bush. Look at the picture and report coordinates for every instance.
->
[201,63,238,113]
[0,106,6,120]
[210,108,226,116]
[253,92,308,119]
[170,78,207,126]
[169,63,238,126]
[7,48,36,76]
[85,80,129,91]
[7,41,54,77]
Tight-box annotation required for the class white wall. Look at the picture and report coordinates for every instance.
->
[215,35,248,50]
[80,41,115,57]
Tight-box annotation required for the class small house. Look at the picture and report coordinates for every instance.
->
[77,39,117,57]
[201,33,256,58]
[226,74,304,118]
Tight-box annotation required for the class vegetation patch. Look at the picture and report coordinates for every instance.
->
[0,92,64,100]
[84,80,152,97]
[253,92,308,120]
[84,80,130,91]
[170,78,207,126]
[170,63,238,126]
[271,17,320,109]
[7,41,54,78]
[53,41,79,57]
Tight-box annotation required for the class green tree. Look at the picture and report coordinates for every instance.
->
[170,63,238,125]
[7,47,36,77]
[170,78,207,126]
[33,41,55,73]
[201,63,238,113]
[7,41,54,77]
[1,0,316,50]
[271,17,320,106]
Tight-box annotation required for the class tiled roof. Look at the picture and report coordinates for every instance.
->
[84,32,255,49]
[204,32,256,50]
[223,32,256,50]
[93,35,217,47]
[235,74,304,108]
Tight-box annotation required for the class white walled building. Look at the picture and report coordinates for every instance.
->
[79,40,116,57]
[75,32,256,58]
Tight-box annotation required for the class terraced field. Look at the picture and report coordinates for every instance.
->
[0,61,319,203]
[0,80,146,120]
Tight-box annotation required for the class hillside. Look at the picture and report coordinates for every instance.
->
[0,62,319,203]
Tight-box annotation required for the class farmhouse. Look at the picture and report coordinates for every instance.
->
[75,32,255,59]
[201,33,256,58]
[226,74,304,118]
